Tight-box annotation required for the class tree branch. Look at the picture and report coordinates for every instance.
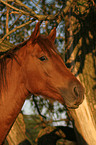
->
[0,0,73,43]
[1,0,71,22]
[0,20,34,43]
[9,13,22,30]
[32,95,46,119]
[15,0,36,15]
[6,0,9,40]
[1,0,34,17]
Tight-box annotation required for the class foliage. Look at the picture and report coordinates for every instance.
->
[23,114,76,145]
[0,0,65,44]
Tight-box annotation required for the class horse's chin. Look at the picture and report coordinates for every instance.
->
[65,104,79,109]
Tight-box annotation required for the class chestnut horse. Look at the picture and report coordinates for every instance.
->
[0,22,84,144]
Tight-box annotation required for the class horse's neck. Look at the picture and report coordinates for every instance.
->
[0,52,28,144]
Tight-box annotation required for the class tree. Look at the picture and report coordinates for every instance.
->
[0,0,96,144]
[65,0,96,144]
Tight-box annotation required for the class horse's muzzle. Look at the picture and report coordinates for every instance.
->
[59,81,84,109]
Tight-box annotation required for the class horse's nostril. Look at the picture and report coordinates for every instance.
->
[73,87,79,98]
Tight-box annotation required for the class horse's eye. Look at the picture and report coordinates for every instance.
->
[39,56,47,61]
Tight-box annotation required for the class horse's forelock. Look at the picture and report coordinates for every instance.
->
[36,35,56,55]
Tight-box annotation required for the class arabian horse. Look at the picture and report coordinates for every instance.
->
[0,22,84,144]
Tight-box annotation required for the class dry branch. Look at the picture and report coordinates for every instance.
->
[6,0,9,40]
[0,0,72,43]
[9,14,22,30]
[1,0,32,16]
[15,0,36,15]
[0,20,33,43]
[1,0,71,21]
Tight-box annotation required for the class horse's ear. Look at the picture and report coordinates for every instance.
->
[48,27,56,43]
[30,22,40,42]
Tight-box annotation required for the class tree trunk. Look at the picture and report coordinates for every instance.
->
[6,113,29,145]
[65,1,96,145]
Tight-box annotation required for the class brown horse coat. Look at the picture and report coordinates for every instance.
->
[0,22,84,144]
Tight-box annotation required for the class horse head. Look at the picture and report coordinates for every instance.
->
[23,22,84,109]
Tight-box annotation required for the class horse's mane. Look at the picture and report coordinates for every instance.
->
[36,35,56,55]
[0,39,28,96]
[0,39,28,60]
